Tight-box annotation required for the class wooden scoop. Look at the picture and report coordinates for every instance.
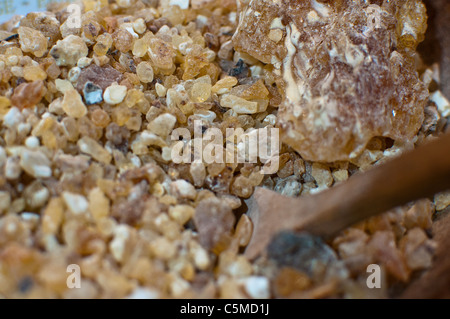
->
[244,132,450,260]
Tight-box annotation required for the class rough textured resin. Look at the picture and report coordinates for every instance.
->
[233,0,429,161]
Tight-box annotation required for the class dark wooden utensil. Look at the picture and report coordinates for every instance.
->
[244,132,450,260]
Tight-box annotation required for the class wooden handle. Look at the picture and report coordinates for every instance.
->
[244,132,450,260]
[304,132,450,237]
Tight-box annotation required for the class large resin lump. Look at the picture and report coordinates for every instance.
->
[233,0,429,162]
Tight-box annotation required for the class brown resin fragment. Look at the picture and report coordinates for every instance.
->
[233,0,429,161]
[11,81,47,109]
[193,197,235,251]
[76,64,124,92]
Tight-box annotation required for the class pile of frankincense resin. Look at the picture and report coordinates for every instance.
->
[0,0,449,298]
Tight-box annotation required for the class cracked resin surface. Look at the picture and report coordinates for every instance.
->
[233,0,429,162]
